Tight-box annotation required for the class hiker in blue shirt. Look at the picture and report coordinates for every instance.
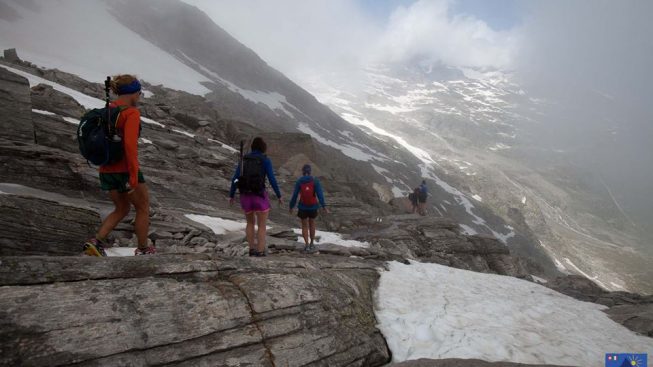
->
[289,164,328,253]
[418,180,428,216]
[229,137,283,257]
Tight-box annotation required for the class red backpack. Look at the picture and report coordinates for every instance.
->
[299,179,318,206]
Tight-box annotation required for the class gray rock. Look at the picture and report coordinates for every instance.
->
[0,67,33,143]
[31,83,86,118]
[3,48,20,62]
[189,236,208,246]
[157,138,179,150]
[149,230,173,241]
[0,255,390,366]
[605,302,653,337]
[0,194,99,256]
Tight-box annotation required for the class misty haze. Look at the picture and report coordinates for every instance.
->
[0,0,651,366]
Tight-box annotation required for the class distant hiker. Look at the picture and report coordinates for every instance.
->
[418,180,428,216]
[289,164,328,253]
[82,75,154,256]
[229,137,283,257]
[409,187,420,214]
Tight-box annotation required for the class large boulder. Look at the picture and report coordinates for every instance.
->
[0,66,33,143]
[0,255,391,366]
[31,83,86,118]
[0,192,100,256]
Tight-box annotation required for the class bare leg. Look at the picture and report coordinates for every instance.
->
[97,190,131,241]
[309,218,316,244]
[301,218,309,245]
[245,212,256,250]
[128,184,150,248]
[255,211,269,253]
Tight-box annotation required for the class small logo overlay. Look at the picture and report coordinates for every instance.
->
[606,353,647,367]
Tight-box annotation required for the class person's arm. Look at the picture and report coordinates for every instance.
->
[264,158,282,199]
[289,180,300,210]
[123,109,141,189]
[315,179,326,208]
[229,163,241,198]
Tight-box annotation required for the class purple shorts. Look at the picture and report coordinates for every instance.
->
[240,192,271,213]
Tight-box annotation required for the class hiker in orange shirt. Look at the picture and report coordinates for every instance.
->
[83,75,154,256]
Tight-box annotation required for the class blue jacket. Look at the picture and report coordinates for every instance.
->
[419,183,428,194]
[229,151,282,199]
[289,175,326,211]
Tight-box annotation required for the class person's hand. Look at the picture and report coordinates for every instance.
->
[322,207,331,214]
[288,208,294,215]
[278,197,284,207]
[126,182,137,195]
[229,197,235,206]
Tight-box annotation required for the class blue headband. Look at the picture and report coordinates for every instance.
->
[117,79,142,95]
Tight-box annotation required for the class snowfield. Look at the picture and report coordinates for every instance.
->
[375,261,653,366]
[0,0,211,95]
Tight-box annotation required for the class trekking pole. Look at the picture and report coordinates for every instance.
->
[104,76,111,133]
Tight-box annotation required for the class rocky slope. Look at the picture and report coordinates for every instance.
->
[304,60,653,293]
[1,51,652,366]
[0,0,562,279]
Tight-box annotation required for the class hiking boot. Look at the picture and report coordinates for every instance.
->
[306,242,319,254]
[134,246,157,255]
[249,248,259,257]
[300,244,310,254]
[83,238,107,257]
[255,248,268,257]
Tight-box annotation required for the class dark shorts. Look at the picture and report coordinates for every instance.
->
[100,171,145,193]
[418,193,427,203]
[298,209,318,219]
[240,192,271,214]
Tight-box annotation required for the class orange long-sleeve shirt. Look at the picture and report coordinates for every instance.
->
[98,100,141,188]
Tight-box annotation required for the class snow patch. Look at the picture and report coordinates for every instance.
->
[32,109,56,116]
[458,224,477,235]
[208,139,238,153]
[62,117,79,125]
[1,64,104,109]
[139,138,153,145]
[375,261,653,365]
[292,229,370,248]
[185,214,246,235]
[141,116,165,128]
[172,129,195,138]
[471,194,483,202]
[0,0,212,95]
[297,123,377,162]
[105,247,135,257]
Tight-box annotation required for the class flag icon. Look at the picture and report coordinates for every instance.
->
[606,353,648,367]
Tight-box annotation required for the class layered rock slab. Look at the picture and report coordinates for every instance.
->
[0,255,390,366]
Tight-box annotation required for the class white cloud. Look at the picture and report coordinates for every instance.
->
[183,0,514,77]
[375,0,516,68]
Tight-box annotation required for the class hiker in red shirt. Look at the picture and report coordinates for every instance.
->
[289,164,329,254]
[83,75,154,256]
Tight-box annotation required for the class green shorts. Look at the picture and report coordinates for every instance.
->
[99,171,145,193]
